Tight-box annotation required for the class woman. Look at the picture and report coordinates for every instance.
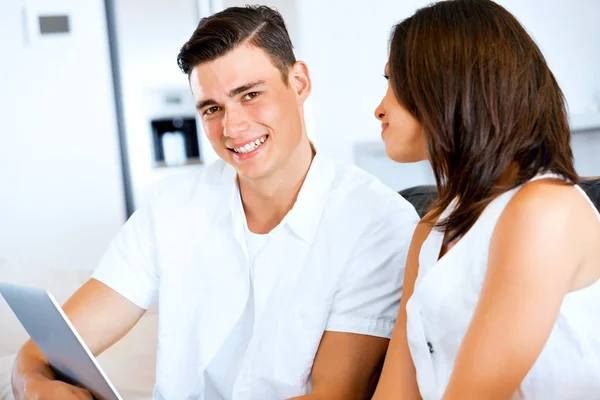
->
[372,1,600,399]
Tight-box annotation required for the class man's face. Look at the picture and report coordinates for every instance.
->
[190,44,310,181]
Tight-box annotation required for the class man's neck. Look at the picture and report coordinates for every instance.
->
[239,137,315,234]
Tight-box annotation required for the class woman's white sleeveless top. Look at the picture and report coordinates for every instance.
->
[406,174,600,399]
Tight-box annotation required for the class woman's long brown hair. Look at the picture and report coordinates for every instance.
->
[389,0,578,243]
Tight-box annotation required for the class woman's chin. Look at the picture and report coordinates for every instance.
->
[385,145,427,164]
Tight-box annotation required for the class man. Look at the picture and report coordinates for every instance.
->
[12,5,418,399]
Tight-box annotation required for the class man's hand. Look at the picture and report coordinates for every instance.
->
[11,279,146,400]
[18,373,94,400]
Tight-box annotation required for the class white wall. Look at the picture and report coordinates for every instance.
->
[572,128,600,177]
[297,0,600,190]
[0,0,125,270]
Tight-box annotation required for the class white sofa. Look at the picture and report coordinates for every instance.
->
[0,259,157,400]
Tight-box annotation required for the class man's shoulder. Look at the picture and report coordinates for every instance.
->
[327,160,417,219]
[317,158,419,259]
[147,159,231,209]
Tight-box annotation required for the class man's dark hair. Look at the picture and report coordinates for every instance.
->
[177,5,296,84]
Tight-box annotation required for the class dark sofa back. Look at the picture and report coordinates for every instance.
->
[400,178,600,218]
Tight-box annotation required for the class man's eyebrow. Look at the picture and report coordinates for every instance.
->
[196,99,217,111]
[195,80,266,111]
[228,80,265,97]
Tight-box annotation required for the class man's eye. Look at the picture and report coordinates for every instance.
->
[204,106,221,116]
[243,92,259,101]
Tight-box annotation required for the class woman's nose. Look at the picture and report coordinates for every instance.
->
[374,102,385,121]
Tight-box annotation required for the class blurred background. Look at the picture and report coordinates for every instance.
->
[1,0,599,273]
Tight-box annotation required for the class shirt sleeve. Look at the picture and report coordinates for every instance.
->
[92,201,159,310]
[325,198,419,338]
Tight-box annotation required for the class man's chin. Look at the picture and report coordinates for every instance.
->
[229,152,275,182]
[233,161,272,182]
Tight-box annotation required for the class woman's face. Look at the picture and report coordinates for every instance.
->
[374,65,428,163]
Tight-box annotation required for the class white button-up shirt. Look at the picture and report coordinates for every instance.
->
[92,154,419,399]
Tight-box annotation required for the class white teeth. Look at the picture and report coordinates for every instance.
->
[232,135,268,154]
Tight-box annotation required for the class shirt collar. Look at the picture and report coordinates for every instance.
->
[281,153,336,243]
[212,152,337,244]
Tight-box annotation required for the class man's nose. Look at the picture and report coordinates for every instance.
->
[223,107,251,137]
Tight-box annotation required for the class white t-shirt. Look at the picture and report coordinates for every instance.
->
[204,225,270,399]
[92,153,419,399]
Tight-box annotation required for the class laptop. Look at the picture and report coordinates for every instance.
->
[0,282,122,400]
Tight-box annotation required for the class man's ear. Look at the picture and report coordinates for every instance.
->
[290,61,311,103]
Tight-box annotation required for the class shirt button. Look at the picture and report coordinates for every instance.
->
[427,341,434,354]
